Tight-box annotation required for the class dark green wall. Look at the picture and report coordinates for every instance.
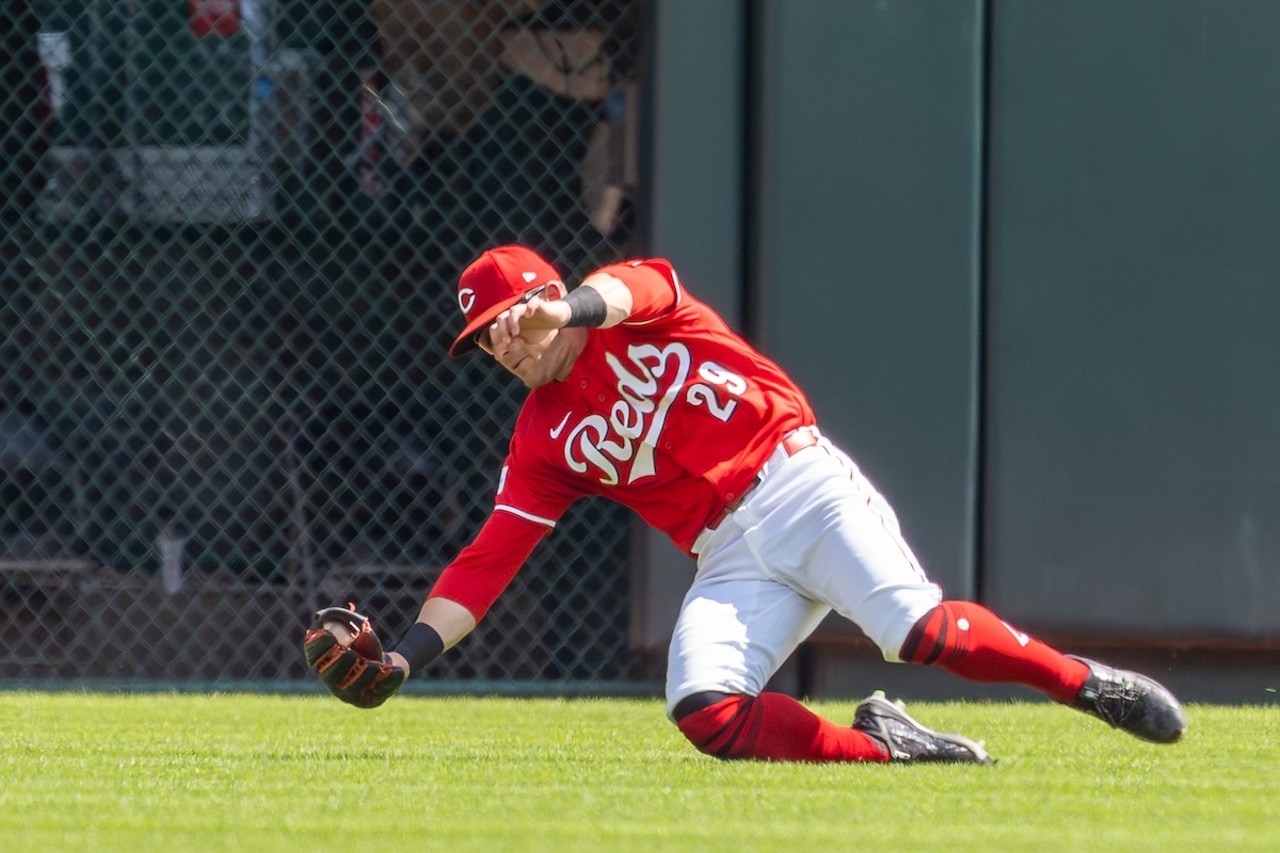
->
[645,0,745,323]
[753,0,983,600]
[633,0,749,649]
[984,0,1280,636]
[647,0,1280,640]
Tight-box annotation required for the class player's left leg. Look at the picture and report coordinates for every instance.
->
[666,565,889,762]
[671,689,891,762]
[671,687,991,764]
[665,443,990,764]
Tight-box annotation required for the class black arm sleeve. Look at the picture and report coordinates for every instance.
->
[394,622,444,675]
[562,285,609,328]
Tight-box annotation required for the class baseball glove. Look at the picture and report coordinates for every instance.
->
[303,605,405,709]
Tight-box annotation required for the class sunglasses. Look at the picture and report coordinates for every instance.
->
[473,285,547,351]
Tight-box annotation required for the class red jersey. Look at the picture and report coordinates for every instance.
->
[431,259,816,619]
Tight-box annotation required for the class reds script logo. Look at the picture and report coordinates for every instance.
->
[563,342,691,486]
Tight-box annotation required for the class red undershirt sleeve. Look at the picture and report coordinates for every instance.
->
[427,509,553,622]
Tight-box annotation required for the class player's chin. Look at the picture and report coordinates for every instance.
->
[518,372,550,389]
[512,359,549,388]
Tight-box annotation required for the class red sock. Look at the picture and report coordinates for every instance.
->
[676,692,889,762]
[900,601,1089,705]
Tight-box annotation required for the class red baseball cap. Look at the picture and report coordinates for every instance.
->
[448,245,562,358]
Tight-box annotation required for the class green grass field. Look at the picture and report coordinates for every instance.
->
[1,692,1275,852]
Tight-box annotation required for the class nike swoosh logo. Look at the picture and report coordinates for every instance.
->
[550,412,572,439]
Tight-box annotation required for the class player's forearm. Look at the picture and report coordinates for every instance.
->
[417,596,476,648]
[387,597,476,676]
[576,273,633,327]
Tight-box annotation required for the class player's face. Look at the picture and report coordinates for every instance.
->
[475,283,582,388]
[476,320,565,388]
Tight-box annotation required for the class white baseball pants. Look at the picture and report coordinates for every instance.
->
[666,431,942,717]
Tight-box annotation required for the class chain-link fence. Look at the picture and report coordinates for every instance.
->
[1,0,649,689]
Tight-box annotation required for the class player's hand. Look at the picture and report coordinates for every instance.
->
[302,607,405,709]
[487,294,570,355]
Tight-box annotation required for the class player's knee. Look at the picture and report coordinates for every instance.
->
[673,691,751,759]
[898,601,962,664]
[671,690,732,721]
[851,585,944,662]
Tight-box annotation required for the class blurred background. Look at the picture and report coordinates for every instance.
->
[1,0,1277,699]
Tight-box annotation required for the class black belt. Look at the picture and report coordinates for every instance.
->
[703,429,820,532]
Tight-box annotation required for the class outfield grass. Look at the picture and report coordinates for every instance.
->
[1,692,1275,852]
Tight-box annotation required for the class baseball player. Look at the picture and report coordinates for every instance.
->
[305,245,1187,763]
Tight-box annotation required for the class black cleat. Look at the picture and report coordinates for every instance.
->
[1069,656,1188,744]
[852,694,994,764]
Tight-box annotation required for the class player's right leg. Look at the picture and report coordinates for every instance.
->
[1064,655,1188,743]
[740,437,1186,745]
[898,601,1187,743]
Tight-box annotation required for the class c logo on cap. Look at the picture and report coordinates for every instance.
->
[459,288,477,315]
